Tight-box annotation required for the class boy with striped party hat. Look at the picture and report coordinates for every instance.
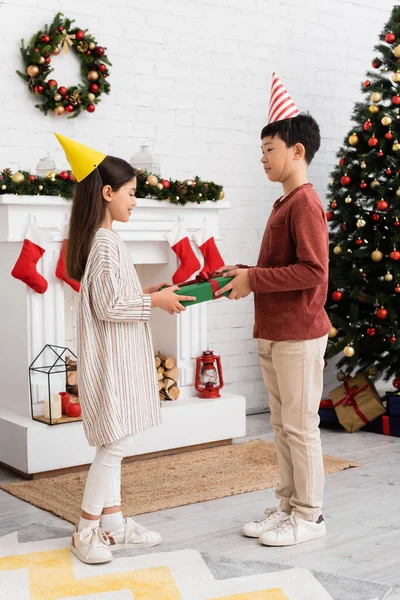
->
[216,73,331,546]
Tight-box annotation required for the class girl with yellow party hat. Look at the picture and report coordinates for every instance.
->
[55,134,195,565]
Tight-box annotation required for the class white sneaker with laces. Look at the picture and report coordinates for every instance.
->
[107,517,162,549]
[242,506,290,538]
[70,525,113,564]
[259,513,327,547]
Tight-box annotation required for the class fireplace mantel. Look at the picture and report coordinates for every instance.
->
[0,194,246,475]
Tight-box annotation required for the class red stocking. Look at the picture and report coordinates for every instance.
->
[11,224,53,294]
[167,221,200,284]
[56,239,80,292]
[194,219,224,278]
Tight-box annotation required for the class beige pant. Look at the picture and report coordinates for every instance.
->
[258,335,328,521]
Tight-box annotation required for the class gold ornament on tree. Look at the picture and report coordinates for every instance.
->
[396,188,400,197]
[11,171,25,184]
[360,161,367,169]
[370,91,382,103]
[381,116,392,126]
[385,272,393,282]
[393,45,400,57]
[357,218,366,228]
[371,179,380,188]
[393,140,400,152]
[369,105,380,114]
[328,326,338,338]
[393,70,400,82]
[345,195,352,204]
[333,245,342,255]
[348,132,359,146]
[218,190,225,200]
[46,171,56,182]
[343,345,355,358]
[371,249,383,262]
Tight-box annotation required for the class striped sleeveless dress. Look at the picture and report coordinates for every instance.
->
[77,228,162,447]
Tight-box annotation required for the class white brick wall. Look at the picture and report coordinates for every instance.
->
[0,0,395,411]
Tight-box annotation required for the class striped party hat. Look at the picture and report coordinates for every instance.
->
[268,72,300,124]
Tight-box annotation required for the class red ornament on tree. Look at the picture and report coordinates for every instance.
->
[372,213,380,222]
[87,104,95,113]
[343,223,347,231]
[392,95,400,105]
[372,58,382,68]
[69,173,76,183]
[332,290,343,302]
[377,308,388,320]
[389,336,396,344]
[396,285,400,293]
[393,377,400,389]
[94,46,104,57]
[368,136,379,147]
[391,250,400,260]
[360,181,367,189]
[385,131,394,140]
[89,83,99,93]
[47,79,57,89]
[34,48,39,53]
[59,171,69,181]
[367,328,376,336]
[363,80,371,87]
[339,158,346,166]
[331,201,338,209]
[395,219,400,227]
[385,32,396,43]
[364,120,373,131]
[340,175,351,186]
[355,238,363,246]
[75,30,85,41]
[326,211,334,221]
[377,200,389,210]
[386,168,392,175]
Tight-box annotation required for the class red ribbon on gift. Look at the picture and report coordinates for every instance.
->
[333,378,370,424]
[382,415,391,435]
[176,274,224,298]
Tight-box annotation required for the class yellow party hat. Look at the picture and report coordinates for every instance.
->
[54,133,107,182]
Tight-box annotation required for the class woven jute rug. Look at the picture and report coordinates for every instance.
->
[0,439,361,524]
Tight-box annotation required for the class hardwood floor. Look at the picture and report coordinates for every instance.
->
[1,413,399,597]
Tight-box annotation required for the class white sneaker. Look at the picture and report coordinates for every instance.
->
[259,513,327,547]
[107,517,162,549]
[242,506,290,538]
[71,525,113,564]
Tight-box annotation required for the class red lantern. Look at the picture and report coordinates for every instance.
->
[195,351,224,399]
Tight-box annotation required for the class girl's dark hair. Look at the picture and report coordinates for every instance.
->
[66,155,136,282]
[261,113,321,164]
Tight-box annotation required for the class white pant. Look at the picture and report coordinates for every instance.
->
[81,434,135,516]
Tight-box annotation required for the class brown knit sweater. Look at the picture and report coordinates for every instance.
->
[244,183,331,341]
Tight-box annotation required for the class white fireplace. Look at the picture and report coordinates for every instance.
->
[0,194,246,476]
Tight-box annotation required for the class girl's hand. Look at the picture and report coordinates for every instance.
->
[151,285,196,314]
[144,282,172,294]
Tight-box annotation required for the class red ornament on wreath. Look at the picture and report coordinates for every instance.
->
[65,104,74,113]
[28,174,36,182]
[332,290,343,302]
[89,83,99,93]
[162,180,171,189]
[340,174,351,186]
[41,34,50,43]
[386,168,392,175]
[99,64,107,72]
[34,85,44,94]
[75,29,85,40]
[58,86,68,96]
[94,46,104,57]
[47,80,58,90]
[59,171,69,181]
[87,104,95,113]
[368,136,379,147]
[68,173,76,183]
[376,307,388,320]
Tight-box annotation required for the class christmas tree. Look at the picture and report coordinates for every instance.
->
[325,5,400,389]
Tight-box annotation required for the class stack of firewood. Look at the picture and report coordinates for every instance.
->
[155,354,180,401]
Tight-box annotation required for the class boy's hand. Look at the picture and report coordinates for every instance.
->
[215,268,252,300]
[144,281,172,294]
[151,285,196,314]
[214,265,238,275]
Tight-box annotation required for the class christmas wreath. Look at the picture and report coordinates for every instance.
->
[17,12,111,117]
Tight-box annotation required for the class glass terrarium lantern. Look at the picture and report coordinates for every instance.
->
[29,344,81,425]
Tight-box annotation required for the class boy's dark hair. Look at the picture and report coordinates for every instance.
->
[261,113,321,164]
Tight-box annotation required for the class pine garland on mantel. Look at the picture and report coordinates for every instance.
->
[0,168,225,205]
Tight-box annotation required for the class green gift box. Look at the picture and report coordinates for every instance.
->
[175,276,234,307]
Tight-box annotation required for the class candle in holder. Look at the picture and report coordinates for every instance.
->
[44,393,62,421]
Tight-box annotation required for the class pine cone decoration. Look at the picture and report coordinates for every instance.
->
[135,169,147,183]
[70,92,82,106]
[1,168,12,177]
[177,182,187,195]
[77,41,89,53]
